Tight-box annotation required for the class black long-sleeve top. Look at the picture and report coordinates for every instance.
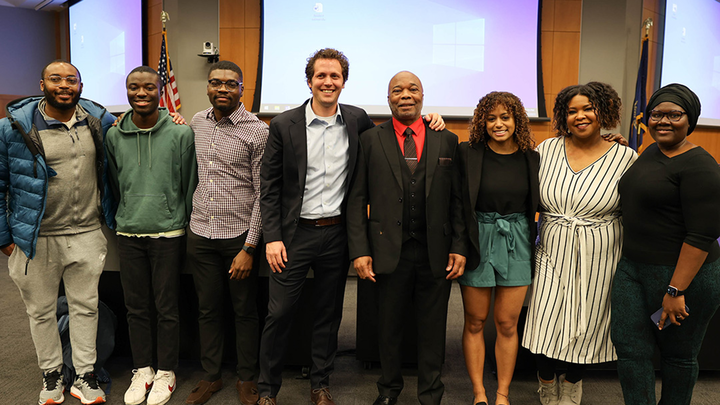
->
[619,143,720,266]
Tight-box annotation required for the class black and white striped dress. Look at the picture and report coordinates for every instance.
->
[522,137,637,364]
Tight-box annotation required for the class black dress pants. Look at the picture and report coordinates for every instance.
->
[257,223,348,397]
[376,238,452,405]
[119,235,182,371]
[187,229,259,382]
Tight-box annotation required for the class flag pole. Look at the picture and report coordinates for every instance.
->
[629,18,652,153]
[158,10,181,112]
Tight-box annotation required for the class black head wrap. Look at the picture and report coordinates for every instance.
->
[646,83,701,135]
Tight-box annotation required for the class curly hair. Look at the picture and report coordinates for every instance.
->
[468,91,535,152]
[552,82,622,136]
[305,48,350,84]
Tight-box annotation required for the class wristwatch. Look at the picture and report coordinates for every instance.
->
[666,285,685,297]
[242,244,255,255]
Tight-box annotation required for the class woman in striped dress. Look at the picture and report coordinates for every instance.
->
[521,82,637,405]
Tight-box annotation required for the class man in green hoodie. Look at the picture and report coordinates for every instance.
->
[105,66,198,405]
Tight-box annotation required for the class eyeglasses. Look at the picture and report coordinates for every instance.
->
[649,110,687,122]
[45,75,80,86]
[208,79,241,90]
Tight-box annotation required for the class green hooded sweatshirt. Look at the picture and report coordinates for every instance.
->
[105,107,198,234]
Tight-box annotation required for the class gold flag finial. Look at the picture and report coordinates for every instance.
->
[643,18,653,38]
[161,11,170,30]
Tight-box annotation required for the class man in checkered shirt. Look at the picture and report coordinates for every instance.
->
[185,60,268,405]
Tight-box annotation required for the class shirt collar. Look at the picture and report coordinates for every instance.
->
[392,116,424,137]
[38,98,88,128]
[306,99,343,127]
[207,102,247,125]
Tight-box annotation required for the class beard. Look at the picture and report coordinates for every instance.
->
[44,87,81,111]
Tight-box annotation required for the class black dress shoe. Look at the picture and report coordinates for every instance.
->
[372,395,398,405]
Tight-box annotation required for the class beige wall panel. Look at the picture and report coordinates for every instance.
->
[550,32,580,94]
[242,87,255,110]
[149,3,163,37]
[220,0,244,29]
[541,31,554,94]
[245,0,261,28]
[148,33,162,69]
[0,95,28,119]
[641,7,661,44]
[692,129,720,161]
[554,1,582,32]
[220,28,246,68]
[544,93,556,119]
[644,0,660,14]
[542,0,555,31]
[244,28,261,93]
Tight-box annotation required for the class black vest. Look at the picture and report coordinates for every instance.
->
[396,138,427,244]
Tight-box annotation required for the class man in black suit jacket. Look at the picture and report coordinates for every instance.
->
[346,71,467,405]
[258,50,445,405]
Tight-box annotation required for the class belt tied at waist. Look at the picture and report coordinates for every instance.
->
[541,212,619,348]
[299,215,342,227]
[477,211,526,280]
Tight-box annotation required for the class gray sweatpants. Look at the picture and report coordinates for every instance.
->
[9,228,107,374]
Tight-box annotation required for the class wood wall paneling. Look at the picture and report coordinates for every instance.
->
[215,0,579,141]
[550,32,581,94]
[244,29,260,89]
[220,0,244,28]
[219,29,246,68]
[0,95,28,119]
[554,0,582,32]
[148,33,162,70]
[542,0,555,31]
[244,0,261,28]
[148,3,163,37]
[147,1,163,68]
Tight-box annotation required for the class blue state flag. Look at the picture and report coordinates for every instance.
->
[629,37,649,151]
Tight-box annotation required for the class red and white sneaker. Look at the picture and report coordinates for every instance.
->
[123,367,155,405]
[146,370,176,405]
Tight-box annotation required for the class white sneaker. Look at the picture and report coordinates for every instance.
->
[70,373,106,404]
[124,367,155,405]
[537,372,560,405]
[558,374,582,404]
[39,369,65,405]
[146,370,176,405]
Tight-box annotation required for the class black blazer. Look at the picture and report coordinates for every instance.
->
[260,99,375,246]
[457,141,540,271]
[346,120,467,278]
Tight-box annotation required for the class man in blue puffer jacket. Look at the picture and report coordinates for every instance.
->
[0,60,116,405]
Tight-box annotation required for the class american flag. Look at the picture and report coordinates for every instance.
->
[158,30,181,112]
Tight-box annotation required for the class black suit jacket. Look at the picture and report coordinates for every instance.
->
[346,120,467,278]
[260,99,375,246]
[457,141,540,271]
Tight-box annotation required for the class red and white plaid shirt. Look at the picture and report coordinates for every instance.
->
[189,104,269,244]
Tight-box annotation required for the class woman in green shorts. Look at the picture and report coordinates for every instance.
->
[456,92,539,405]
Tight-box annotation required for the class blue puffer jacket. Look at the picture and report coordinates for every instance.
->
[0,96,117,259]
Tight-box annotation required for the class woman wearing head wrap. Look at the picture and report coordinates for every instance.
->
[612,83,720,404]
[522,82,637,405]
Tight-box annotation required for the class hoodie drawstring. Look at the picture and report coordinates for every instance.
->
[135,131,152,168]
[136,133,141,166]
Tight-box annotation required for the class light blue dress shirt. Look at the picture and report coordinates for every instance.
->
[301,100,350,219]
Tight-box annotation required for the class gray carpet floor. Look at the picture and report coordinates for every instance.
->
[1,253,719,404]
